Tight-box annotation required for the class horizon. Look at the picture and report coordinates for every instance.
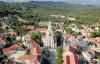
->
[0,0,100,5]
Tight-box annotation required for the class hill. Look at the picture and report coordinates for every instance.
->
[0,1,100,25]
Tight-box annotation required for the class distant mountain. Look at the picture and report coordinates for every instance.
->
[0,1,98,17]
[0,1,6,4]
[0,0,96,8]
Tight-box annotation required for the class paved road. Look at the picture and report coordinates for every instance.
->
[49,50,56,64]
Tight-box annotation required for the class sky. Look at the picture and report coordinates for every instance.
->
[0,0,100,5]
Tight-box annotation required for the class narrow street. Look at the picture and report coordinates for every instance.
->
[49,50,56,64]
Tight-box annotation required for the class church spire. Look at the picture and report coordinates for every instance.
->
[48,22,52,33]
[43,21,56,50]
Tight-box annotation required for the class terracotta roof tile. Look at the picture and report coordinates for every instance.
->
[94,42,100,44]
[33,47,42,55]
[70,54,79,64]
[29,28,47,33]
[32,40,40,48]
[63,54,79,64]
[3,44,21,52]
[63,46,76,53]
[63,34,70,38]
[18,46,42,63]
[63,56,70,64]
[26,25,34,30]
[18,54,32,61]
[87,49,95,54]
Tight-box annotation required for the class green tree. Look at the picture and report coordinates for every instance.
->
[10,17,28,36]
[56,46,62,64]
[55,31,62,46]
[31,32,45,47]
[65,28,72,34]
[91,31,100,38]
[5,35,16,45]
[76,46,82,54]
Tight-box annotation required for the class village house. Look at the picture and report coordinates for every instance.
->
[62,46,79,64]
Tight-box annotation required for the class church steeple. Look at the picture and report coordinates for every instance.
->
[47,22,53,37]
[44,22,56,50]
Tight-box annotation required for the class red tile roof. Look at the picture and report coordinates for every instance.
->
[26,25,34,30]
[29,28,47,33]
[63,46,79,64]
[32,40,40,48]
[63,54,79,64]
[63,34,70,38]
[87,49,95,54]
[71,44,79,49]
[70,54,79,64]
[63,46,76,53]
[3,44,21,52]
[86,38,96,42]
[33,47,42,55]
[18,54,41,64]
[63,56,70,64]
[94,42,100,44]
[18,47,42,64]
[18,54,32,61]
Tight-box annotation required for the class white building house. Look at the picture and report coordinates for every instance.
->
[67,17,76,21]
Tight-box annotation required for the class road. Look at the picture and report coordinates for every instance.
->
[49,50,56,64]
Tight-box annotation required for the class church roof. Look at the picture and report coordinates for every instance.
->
[63,54,79,64]
[63,46,79,64]
[63,46,76,54]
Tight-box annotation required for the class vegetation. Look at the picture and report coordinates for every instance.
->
[42,47,50,64]
[56,46,62,64]
[91,31,100,38]
[9,17,28,35]
[65,28,73,34]
[31,32,45,46]
[5,34,16,45]
[15,62,22,64]
[76,46,82,54]
[38,25,48,28]
[0,1,100,26]
[54,31,62,46]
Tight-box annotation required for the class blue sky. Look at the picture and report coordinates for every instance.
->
[1,0,100,5]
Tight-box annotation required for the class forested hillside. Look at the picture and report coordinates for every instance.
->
[0,1,100,25]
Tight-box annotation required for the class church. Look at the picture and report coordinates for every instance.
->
[42,22,56,50]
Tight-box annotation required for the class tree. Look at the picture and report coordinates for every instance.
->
[54,31,62,46]
[91,31,100,38]
[0,27,4,33]
[0,47,3,55]
[10,17,28,36]
[31,32,45,47]
[5,35,16,45]
[76,46,82,54]
[42,48,50,64]
[56,46,62,64]
[65,28,72,34]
